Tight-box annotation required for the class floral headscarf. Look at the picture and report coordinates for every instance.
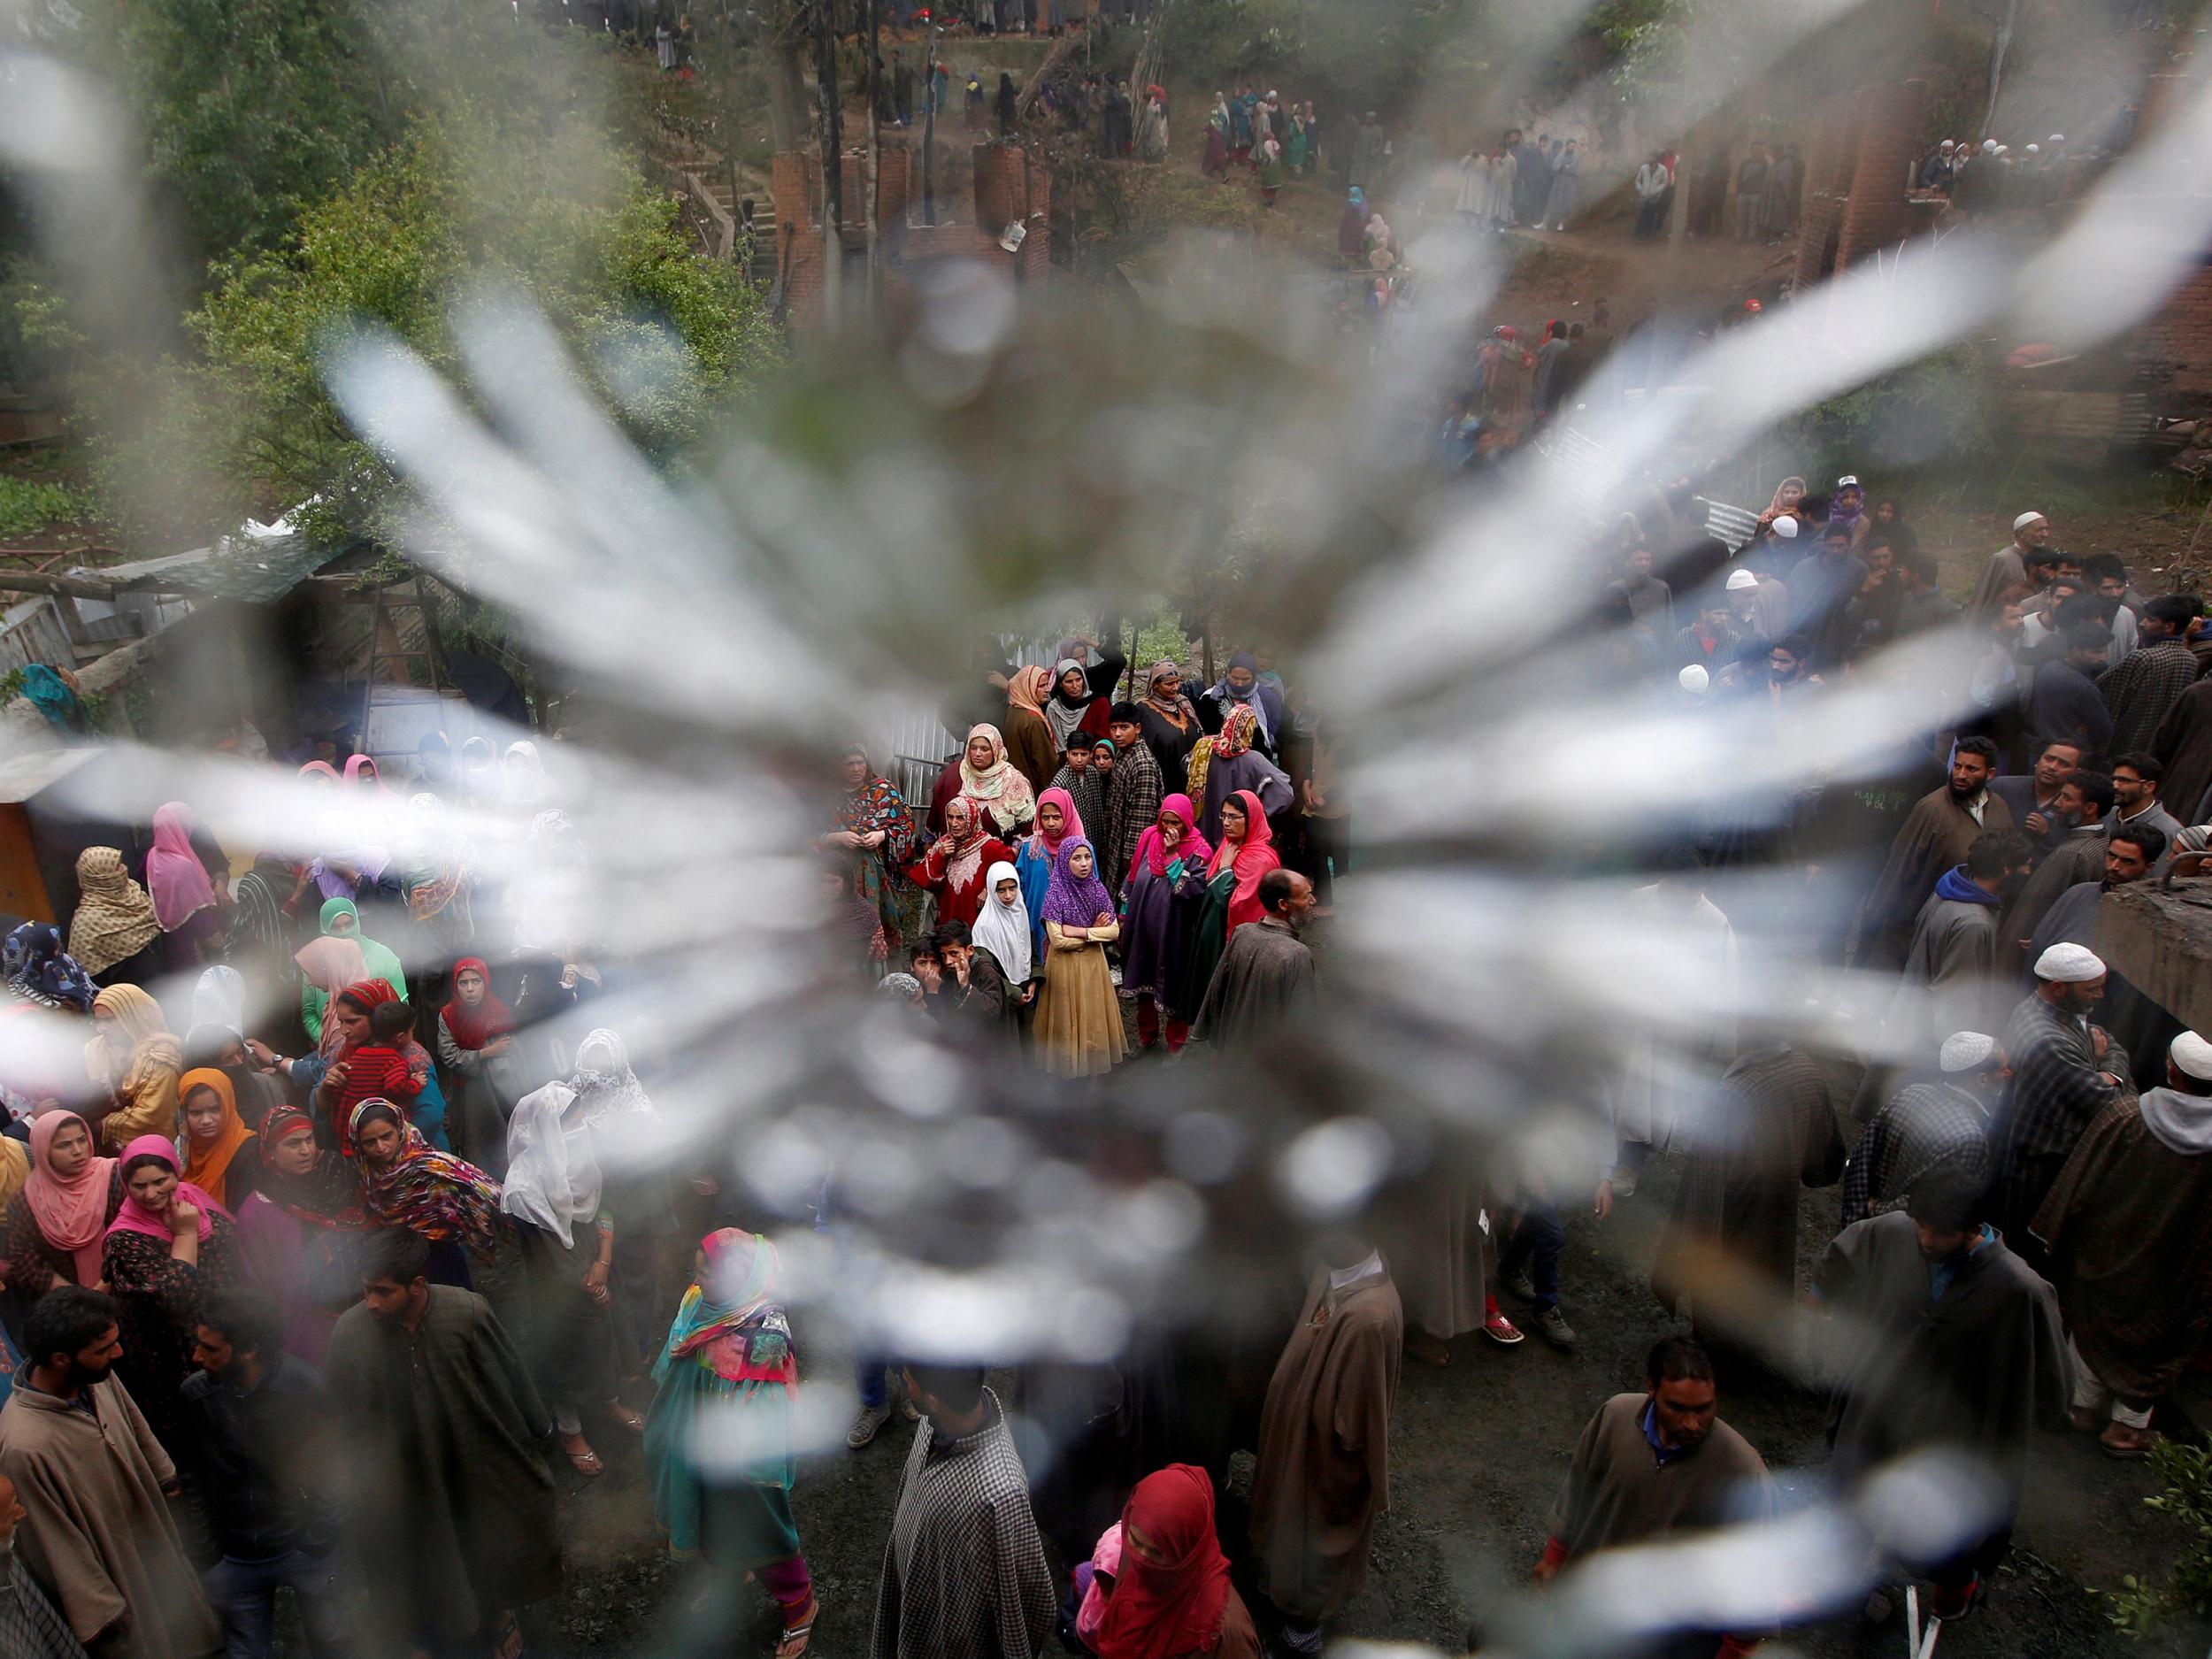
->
[654,1229,795,1393]
[352,1099,503,1256]
[67,846,162,976]
[958,724,1034,833]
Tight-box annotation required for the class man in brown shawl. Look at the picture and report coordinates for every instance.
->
[326,1229,559,1659]
[1966,511,2050,619]
[1847,739,2012,972]
[1994,772,2112,978]
[0,1286,217,1659]
[1534,1336,1772,1655]
[1248,1231,1402,1657]
[2032,1031,2212,1458]
[1652,1045,1845,1365]
[1813,1176,2070,1618]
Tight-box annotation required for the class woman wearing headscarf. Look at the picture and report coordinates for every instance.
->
[1033,836,1128,1078]
[500,740,554,813]
[930,725,1035,837]
[1338,187,1372,260]
[1080,1463,1261,1659]
[644,1230,814,1653]
[350,1099,502,1288]
[315,982,450,1149]
[1187,705,1294,845]
[1202,94,1231,179]
[1829,472,1870,549]
[1137,662,1204,786]
[300,896,407,1041]
[176,1066,257,1210]
[145,800,227,965]
[399,791,478,958]
[972,860,1037,1011]
[66,845,164,987]
[904,795,1016,931]
[190,964,246,1035]
[570,1028,674,1373]
[1171,791,1278,1025]
[342,755,390,795]
[84,984,185,1150]
[437,957,521,1169]
[104,1133,241,1451]
[1001,664,1063,792]
[293,933,369,1056]
[1016,786,1085,964]
[1045,657,1118,757]
[3,922,96,1012]
[1119,796,1213,1057]
[246,1105,367,1362]
[459,735,501,803]
[821,744,922,958]
[1,1111,121,1306]
[503,1078,641,1478]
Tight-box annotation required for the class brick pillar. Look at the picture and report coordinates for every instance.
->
[1019,166,1052,275]
[840,150,868,229]
[973,142,1021,235]
[772,149,824,331]
[1791,194,1846,290]
[772,150,816,234]
[879,140,911,234]
[1836,80,1924,269]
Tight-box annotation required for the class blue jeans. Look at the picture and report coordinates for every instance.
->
[204,1548,345,1659]
[857,1354,894,1409]
[1500,1202,1564,1311]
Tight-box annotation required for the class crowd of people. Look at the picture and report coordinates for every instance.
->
[7,459,2212,1659]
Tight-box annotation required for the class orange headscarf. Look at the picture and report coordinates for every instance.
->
[177,1067,255,1210]
[1005,664,1053,719]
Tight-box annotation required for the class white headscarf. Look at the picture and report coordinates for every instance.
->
[572,1028,658,1126]
[501,1080,603,1248]
[191,965,247,1035]
[1044,658,1094,750]
[971,859,1033,984]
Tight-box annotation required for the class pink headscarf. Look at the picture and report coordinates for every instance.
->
[1030,786,1086,859]
[108,1134,226,1244]
[297,761,342,788]
[146,802,219,932]
[342,756,387,794]
[1131,794,1213,882]
[26,1112,116,1286]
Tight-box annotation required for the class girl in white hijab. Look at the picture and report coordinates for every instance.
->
[971,859,1035,1002]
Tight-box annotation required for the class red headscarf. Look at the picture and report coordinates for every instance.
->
[340,979,397,1013]
[1131,794,1212,882]
[1091,1464,1233,1659]
[440,957,514,1051]
[1031,786,1087,858]
[1207,788,1279,933]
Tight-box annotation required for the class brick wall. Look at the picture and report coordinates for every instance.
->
[1836,81,1924,270]
[2146,263,2212,398]
[1792,193,1845,291]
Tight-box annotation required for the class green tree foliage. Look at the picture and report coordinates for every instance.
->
[96,127,780,547]
[2108,1436,2212,1635]
[1787,344,2003,483]
[108,0,392,263]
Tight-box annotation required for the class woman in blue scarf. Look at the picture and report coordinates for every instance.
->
[644,1229,815,1653]
[1201,651,1286,752]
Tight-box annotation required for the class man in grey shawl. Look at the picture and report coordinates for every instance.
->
[1193,870,1317,1050]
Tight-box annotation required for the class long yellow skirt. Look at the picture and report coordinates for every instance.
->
[1033,941,1129,1077]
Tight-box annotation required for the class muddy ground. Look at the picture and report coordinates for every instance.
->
[475,1120,2206,1659]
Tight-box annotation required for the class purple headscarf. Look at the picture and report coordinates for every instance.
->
[1039,836,1115,930]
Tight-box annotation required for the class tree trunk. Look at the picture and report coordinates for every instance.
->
[813,0,845,326]
[864,0,880,322]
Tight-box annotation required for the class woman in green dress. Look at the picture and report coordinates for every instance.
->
[645,1229,817,1656]
[301,896,406,1042]
[1284,110,1309,177]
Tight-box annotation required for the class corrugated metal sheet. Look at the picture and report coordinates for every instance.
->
[0,596,76,676]
[1696,496,1763,551]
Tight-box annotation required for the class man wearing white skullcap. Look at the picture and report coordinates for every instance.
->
[2032,1029,2212,1457]
[1997,941,2124,1247]
[1676,664,1709,695]
[1967,510,2051,618]
[1839,1031,2008,1228]
[1724,565,1788,643]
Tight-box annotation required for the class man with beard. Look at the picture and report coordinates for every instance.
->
[1967,510,2051,620]
[1193,869,1317,1050]
[0,1286,217,1659]
[326,1228,559,1659]
[2025,821,2164,962]
[1532,1335,1772,1651]
[1996,943,2127,1244]
[2108,751,2183,857]
[1786,521,1870,672]
[2033,1031,2212,1458]
[1885,830,2037,1062]
[1848,737,2012,972]
[1989,738,2082,848]
[1996,772,2113,976]
[1841,1032,2009,1227]
[1813,1176,2069,1619]
[2100,595,2205,756]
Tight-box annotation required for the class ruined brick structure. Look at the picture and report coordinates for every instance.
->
[1789,79,1932,290]
[770,134,1055,331]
